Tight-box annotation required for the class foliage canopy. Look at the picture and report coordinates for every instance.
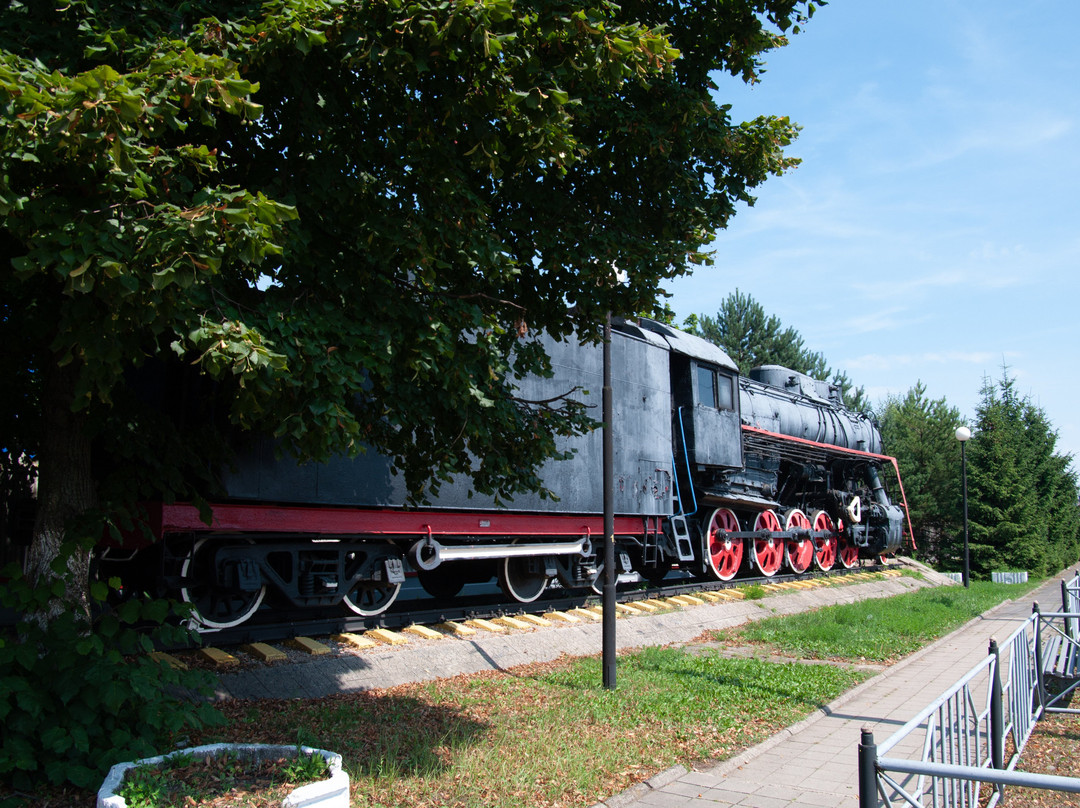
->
[1,1,817,537]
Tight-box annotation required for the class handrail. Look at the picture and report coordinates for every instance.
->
[859,570,1080,807]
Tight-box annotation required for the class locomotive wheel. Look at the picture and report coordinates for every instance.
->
[417,566,465,599]
[751,510,784,577]
[704,508,743,581]
[639,559,673,585]
[837,521,859,569]
[343,580,402,617]
[499,556,549,603]
[180,538,267,630]
[783,510,814,574]
[811,510,838,571]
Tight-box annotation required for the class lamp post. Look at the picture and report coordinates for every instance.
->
[955,426,971,587]
[602,312,616,690]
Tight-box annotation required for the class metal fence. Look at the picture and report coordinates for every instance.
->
[991,571,1029,584]
[859,570,1080,808]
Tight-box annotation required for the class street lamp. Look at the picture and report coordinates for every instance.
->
[955,426,971,587]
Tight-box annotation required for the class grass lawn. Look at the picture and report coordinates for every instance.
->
[2,573,1042,807]
[196,647,869,808]
[180,577,1038,808]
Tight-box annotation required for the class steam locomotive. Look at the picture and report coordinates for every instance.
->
[108,318,908,630]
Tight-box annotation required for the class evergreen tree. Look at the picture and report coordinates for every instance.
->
[876,383,963,568]
[687,289,868,411]
[966,371,1080,577]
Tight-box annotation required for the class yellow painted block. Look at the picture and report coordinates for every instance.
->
[569,608,602,622]
[289,636,331,656]
[665,596,694,607]
[492,616,532,631]
[615,602,640,614]
[465,618,505,633]
[543,611,579,624]
[242,642,287,663]
[149,651,187,670]
[724,589,746,600]
[403,624,445,640]
[641,598,673,610]
[197,647,238,667]
[518,614,551,627]
[333,632,378,649]
[436,621,477,637]
[630,600,658,612]
[366,628,409,645]
[696,591,724,602]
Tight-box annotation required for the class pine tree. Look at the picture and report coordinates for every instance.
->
[966,371,1079,577]
[687,290,868,411]
[876,383,963,567]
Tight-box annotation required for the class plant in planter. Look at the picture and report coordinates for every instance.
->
[97,743,348,808]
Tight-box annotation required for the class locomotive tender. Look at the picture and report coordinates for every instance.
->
[125,318,908,630]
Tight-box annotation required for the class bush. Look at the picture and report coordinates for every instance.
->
[0,558,223,791]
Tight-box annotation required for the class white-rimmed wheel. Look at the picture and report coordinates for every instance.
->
[499,555,549,603]
[837,520,859,569]
[180,538,267,630]
[811,510,838,571]
[783,509,814,574]
[704,508,743,581]
[343,579,402,617]
[343,551,404,617]
[751,510,784,577]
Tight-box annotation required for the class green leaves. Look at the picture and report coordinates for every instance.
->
[3,0,821,650]
[0,567,223,791]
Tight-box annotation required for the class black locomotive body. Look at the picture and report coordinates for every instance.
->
[115,318,907,630]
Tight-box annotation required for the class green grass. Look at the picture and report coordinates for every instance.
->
[174,577,1041,808]
[729,579,1040,662]
[198,646,868,808]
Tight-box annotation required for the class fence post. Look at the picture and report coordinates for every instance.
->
[1062,580,1076,642]
[989,636,1005,805]
[858,726,879,808]
[1065,578,1079,641]
[1033,601,1046,712]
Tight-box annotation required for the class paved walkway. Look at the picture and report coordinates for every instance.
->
[595,567,1077,808]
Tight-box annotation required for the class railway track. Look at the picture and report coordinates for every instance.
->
[176,562,891,655]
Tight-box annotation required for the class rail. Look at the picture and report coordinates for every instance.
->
[858,570,1080,807]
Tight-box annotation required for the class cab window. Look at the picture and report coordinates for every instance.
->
[696,364,734,411]
[716,372,734,410]
[696,365,716,408]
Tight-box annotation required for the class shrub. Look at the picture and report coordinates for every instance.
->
[0,558,223,791]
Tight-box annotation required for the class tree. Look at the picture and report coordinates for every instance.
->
[1,1,822,611]
[686,289,867,410]
[876,383,963,567]
[966,371,1080,578]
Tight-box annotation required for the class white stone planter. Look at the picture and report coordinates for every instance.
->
[97,743,349,808]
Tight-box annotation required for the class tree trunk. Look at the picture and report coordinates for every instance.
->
[24,362,96,622]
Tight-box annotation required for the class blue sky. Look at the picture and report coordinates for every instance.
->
[664,0,1079,465]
